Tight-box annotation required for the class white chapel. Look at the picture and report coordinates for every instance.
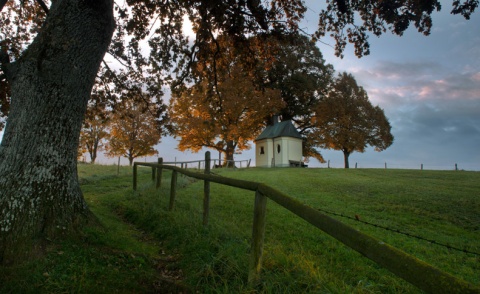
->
[255,116,303,167]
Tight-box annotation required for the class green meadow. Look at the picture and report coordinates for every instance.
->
[1,164,478,293]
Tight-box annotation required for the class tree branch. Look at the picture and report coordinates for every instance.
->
[105,51,130,68]
[1,0,49,14]
[0,0,8,12]
[171,41,198,89]
[35,0,49,14]
[101,60,159,120]
[0,48,12,81]
[101,59,124,86]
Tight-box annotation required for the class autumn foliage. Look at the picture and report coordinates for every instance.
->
[106,98,161,166]
[79,99,110,163]
[313,72,394,168]
[169,65,282,165]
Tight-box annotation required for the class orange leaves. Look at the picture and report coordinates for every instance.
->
[105,99,161,165]
[169,63,282,158]
[313,72,393,165]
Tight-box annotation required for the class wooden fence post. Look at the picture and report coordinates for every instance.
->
[248,190,267,286]
[169,170,177,211]
[247,159,251,168]
[455,163,458,171]
[133,162,138,191]
[151,166,156,181]
[421,164,423,170]
[156,158,163,189]
[328,160,330,168]
[203,151,211,226]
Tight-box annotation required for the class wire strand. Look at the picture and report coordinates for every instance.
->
[316,207,480,256]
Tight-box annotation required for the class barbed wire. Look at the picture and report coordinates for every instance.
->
[316,207,480,257]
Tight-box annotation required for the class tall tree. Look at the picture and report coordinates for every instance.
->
[312,72,394,168]
[0,0,115,263]
[106,96,162,166]
[79,100,110,164]
[170,63,283,166]
[0,0,476,263]
[259,34,334,162]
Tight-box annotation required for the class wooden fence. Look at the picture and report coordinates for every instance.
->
[158,158,251,169]
[133,152,479,293]
[326,160,466,171]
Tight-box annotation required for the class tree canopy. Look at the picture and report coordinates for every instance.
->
[106,96,163,166]
[79,93,110,164]
[315,0,479,57]
[2,1,478,116]
[169,36,283,165]
[312,72,394,168]
[258,33,334,162]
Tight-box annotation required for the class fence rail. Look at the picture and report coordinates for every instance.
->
[156,158,251,169]
[133,152,479,293]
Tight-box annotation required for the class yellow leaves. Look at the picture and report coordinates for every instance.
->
[105,99,161,161]
[169,63,283,156]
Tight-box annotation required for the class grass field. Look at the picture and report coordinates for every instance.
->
[1,164,478,293]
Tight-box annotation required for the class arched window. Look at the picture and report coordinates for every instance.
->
[260,146,265,155]
[277,144,281,153]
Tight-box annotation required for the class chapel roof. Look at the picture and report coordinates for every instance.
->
[255,120,303,141]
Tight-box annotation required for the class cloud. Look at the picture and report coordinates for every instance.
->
[337,59,480,169]
[354,61,480,103]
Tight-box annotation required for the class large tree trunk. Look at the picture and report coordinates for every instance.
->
[90,137,100,164]
[91,152,97,164]
[225,140,236,168]
[0,0,114,264]
[88,142,98,164]
[128,156,134,166]
[343,149,350,169]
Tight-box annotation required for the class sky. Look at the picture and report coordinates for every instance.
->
[2,1,479,170]
[299,0,480,170]
[328,2,479,170]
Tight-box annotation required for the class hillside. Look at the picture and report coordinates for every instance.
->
[1,164,478,293]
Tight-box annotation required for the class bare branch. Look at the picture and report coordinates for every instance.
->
[100,60,158,119]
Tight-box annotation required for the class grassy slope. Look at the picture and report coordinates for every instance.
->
[1,165,478,293]
[118,166,480,293]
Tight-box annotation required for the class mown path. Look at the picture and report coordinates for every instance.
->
[80,167,191,293]
[1,165,190,293]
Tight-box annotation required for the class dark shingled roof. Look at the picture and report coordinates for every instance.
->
[255,120,303,141]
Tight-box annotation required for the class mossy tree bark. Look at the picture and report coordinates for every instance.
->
[0,0,115,264]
